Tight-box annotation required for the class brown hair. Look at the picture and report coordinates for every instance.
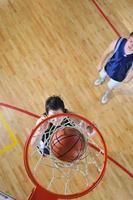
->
[44,96,67,115]
[129,32,133,37]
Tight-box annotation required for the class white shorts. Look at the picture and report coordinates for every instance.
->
[99,68,121,90]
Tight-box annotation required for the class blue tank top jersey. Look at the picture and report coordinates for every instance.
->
[105,37,133,82]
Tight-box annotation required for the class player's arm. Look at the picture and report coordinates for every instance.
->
[97,39,118,72]
[31,116,45,145]
[123,64,133,83]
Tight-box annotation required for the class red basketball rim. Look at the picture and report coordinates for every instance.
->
[24,113,107,199]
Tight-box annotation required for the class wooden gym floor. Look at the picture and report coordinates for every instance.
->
[0,0,133,199]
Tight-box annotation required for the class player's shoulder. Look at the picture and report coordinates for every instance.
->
[36,115,46,125]
[112,37,126,48]
[107,38,120,53]
[110,38,119,48]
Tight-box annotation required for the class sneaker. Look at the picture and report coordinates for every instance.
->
[100,91,109,104]
[94,78,105,86]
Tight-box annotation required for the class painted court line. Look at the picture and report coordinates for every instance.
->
[91,0,120,37]
[0,102,39,118]
[0,111,18,155]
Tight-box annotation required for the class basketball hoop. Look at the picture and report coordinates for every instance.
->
[24,113,107,200]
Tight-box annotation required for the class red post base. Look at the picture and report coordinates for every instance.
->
[28,187,58,200]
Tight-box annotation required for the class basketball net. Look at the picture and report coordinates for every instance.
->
[24,113,107,200]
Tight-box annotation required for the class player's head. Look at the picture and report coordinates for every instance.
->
[45,96,67,116]
[127,32,133,51]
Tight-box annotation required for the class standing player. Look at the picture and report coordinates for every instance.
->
[94,32,133,104]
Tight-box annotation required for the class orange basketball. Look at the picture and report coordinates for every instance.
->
[50,127,85,162]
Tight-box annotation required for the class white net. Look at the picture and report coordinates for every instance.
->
[27,114,106,195]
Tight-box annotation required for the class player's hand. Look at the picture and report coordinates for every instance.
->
[123,78,130,83]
